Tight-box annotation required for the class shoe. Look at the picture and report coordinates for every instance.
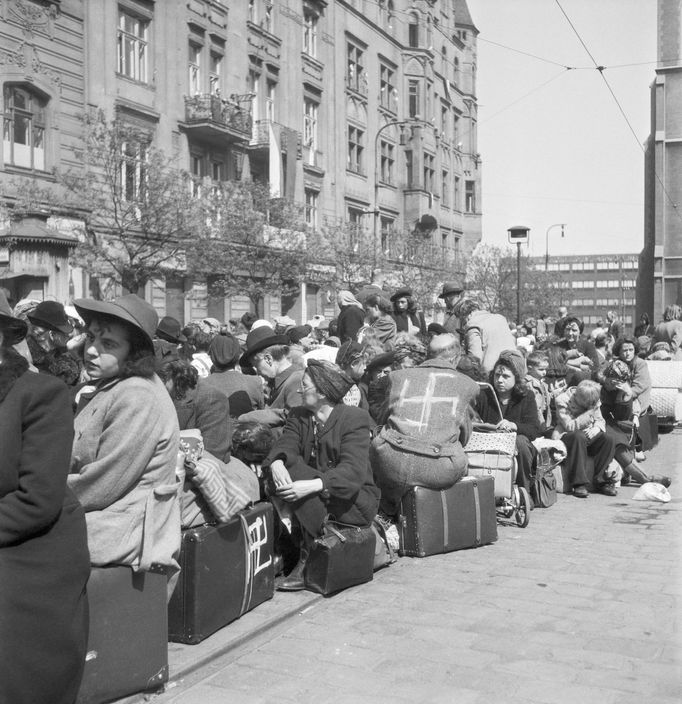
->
[649,475,672,488]
[620,473,631,486]
[275,543,309,592]
[635,451,647,462]
[572,485,588,498]
[598,482,618,497]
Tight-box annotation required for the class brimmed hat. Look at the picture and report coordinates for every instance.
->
[156,315,186,344]
[0,290,28,345]
[389,287,412,303]
[74,294,158,350]
[438,281,464,299]
[27,301,73,335]
[241,326,289,363]
[366,350,395,374]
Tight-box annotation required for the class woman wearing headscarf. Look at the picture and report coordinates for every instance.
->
[262,359,380,591]
[336,290,366,343]
[68,294,181,579]
[0,292,89,704]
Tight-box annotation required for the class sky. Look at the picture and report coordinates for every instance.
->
[466,0,657,258]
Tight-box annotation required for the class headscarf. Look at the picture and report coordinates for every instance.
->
[305,359,354,404]
[337,290,363,309]
[603,358,631,383]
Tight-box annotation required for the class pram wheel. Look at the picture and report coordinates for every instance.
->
[514,486,531,528]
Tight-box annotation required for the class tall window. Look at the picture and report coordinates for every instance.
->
[3,86,46,170]
[348,207,365,251]
[265,79,276,122]
[117,10,149,82]
[380,140,395,184]
[441,169,449,206]
[405,150,414,188]
[209,52,222,94]
[263,2,273,32]
[423,152,435,192]
[122,140,148,201]
[465,180,476,212]
[303,98,318,151]
[304,188,319,229]
[347,41,365,93]
[454,176,460,210]
[408,12,419,47]
[380,216,394,252]
[441,105,448,135]
[303,11,317,57]
[454,57,460,85]
[453,113,460,146]
[347,125,364,174]
[380,64,396,111]
[408,79,420,118]
[189,43,201,94]
[248,70,259,122]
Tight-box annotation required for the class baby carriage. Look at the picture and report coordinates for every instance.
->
[464,383,531,528]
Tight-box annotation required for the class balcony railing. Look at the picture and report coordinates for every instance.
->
[184,94,252,137]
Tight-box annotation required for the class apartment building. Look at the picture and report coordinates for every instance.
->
[0,0,481,323]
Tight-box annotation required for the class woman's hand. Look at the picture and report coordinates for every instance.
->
[269,459,292,488]
[496,419,517,433]
[276,479,324,503]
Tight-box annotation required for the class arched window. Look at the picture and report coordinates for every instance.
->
[408,12,419,48]
[3,85,47,171]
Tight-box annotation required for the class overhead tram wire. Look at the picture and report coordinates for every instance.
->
[553,0,682,223]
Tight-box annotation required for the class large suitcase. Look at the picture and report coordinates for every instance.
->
[399,475,497,558]
[168,502,275,644]
[76,566,168,704]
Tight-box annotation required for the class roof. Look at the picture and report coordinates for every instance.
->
[453,0,478,33]
[0,217,78,247]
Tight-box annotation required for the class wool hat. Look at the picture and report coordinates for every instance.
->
[495,348,527,380]
[0,290,28,345]
[241,325,289,363]
[324,336,341,348]
[27,301,73,335]
[74,294,158,350]
[209,334,241,367]
[438,281,464,299]
[389,287,412,303]
[305,359,354,404]
[427,322,447,336]
[156,316,186,344]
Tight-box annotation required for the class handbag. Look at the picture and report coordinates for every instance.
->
[531,466,557,508]
[304,520,375,596]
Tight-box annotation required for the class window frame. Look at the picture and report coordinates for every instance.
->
[2,84,47,172]
[379,139,395,185]
[347,123,365,175]
[117,8,149,83]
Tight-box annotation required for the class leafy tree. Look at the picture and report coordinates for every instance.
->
[60,111,197,296]
[466,243,563,321]
[185,180,313,316]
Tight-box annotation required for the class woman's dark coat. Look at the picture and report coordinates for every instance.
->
[0,350,90,704]
[337,305,366,343]
[263,404,380,534]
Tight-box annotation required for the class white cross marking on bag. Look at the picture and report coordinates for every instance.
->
[248,516,272,576]
[396,373,460,431]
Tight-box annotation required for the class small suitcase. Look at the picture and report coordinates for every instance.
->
[399,476,497,557]
[76,566,169,704]
[168,502,275,644]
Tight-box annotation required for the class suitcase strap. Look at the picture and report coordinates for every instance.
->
[440,491,449,548]
[472,482,481,546]
[238,513,255,617]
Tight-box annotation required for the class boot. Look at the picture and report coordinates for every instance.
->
[276,533,311,592]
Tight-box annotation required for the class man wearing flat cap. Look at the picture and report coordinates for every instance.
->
[439,281,464,335]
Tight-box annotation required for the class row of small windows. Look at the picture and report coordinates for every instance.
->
[547,261,637,272]
[569,280,637,289]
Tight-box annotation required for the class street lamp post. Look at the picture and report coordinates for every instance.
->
[545,223,566,271]
[508,226,530,325]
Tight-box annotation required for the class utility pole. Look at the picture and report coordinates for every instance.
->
[508,226,530,324]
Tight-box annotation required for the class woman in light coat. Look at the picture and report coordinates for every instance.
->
[68,294,181,578]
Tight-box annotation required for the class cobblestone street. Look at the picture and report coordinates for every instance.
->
[134,430,682,704]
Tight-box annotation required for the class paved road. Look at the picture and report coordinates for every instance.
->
[142,430,682,704]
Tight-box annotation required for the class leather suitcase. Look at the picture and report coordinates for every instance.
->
[76,566,168,704]
[168,502,275,644]
[399,476,497,557]
[637,409,659,451]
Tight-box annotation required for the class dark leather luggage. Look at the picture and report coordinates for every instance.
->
[76,566,168,704]
[304,522,375,595]
[638,408,659,452]
[168,502,275,644]
[399,475,497,557]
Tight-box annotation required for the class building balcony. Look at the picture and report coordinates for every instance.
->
[250,120,303,158]
[179,94,252,144]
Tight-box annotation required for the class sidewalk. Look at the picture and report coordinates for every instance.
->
[124,430,682,704]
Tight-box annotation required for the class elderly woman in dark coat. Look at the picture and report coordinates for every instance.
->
[0,293,90,704]
[262,359,380,591]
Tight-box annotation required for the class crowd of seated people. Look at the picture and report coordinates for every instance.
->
[2,282,678,704]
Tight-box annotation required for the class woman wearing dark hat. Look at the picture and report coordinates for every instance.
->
[475,349,541,493]
[0,292,90,704]
[390,287,426,336]
[201,333,265,416]
[26,300,83,386]
[67,294,181,579]
[262,360,380,591]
